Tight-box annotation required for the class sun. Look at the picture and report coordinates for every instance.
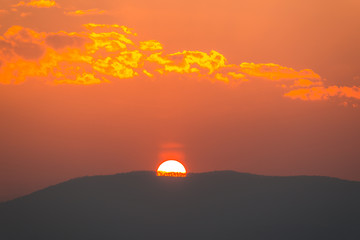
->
[157,160,187,177]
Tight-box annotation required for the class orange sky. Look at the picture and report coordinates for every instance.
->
[0,0,359,202]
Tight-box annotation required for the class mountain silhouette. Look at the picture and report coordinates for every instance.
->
[1,171,359,240]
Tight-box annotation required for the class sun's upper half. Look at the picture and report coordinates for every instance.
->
[157,160,186,177]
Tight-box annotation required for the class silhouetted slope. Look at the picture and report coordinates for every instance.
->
[1,171,359,240]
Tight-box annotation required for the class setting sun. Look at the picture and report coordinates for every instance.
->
[157,160,187,177]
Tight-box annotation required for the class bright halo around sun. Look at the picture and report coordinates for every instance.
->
[157,160,187,177]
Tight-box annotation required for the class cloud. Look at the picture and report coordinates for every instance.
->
[140,40,163,51]
[285,86,360,101]
[45,33,87,49]
[0,23,359,107]
[20,12,32,17]
[238,63,321,82]
[290,79,323,88]
[13,0,57,8]
[0,26,45,60]
[65,9,106,16]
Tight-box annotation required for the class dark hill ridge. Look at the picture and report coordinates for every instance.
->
[1,171,359,240]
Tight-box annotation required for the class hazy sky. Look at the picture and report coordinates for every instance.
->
[0,0,359,201]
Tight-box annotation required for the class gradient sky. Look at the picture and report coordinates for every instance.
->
[0,0,359,202]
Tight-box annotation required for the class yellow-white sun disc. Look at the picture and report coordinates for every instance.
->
[157,160,186,177]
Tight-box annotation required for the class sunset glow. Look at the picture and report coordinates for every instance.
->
[0,0,359,203]
[157,160,186,177]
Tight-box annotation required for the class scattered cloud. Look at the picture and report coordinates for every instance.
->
[65,9,106,16]
[0,25,45,60]
[285,86,360,101]
[20,12,32,17]
[140,40,163,51]
[290,79,323,88]
[13,0,57,8]
[0,23,359,106]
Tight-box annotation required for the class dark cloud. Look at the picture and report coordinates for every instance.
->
[13,41,44,59]
[46,34,86,49]
[0,39,12,55]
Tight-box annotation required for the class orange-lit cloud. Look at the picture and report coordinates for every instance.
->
[285,86,360,101]
[290,79,323,88]
[0,23,359,106]
[65,9,106,16]
[19,12,32,17]
[0,25,46,59]
[140,40,163,51]
[13,0,57,8]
